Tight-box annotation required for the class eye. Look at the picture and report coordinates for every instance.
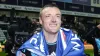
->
[46,15,50,17]
[56,15,61,18]
[57,15,60,17]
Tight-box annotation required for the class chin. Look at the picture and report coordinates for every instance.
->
[50,30,59,34]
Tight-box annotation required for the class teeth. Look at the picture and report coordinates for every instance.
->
[50,24,57,27]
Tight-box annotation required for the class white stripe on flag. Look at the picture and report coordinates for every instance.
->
[60,30,67,50]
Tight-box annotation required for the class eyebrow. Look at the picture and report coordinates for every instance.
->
[56,14,61,15]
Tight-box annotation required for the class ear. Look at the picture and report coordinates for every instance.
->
[39,17,42,25]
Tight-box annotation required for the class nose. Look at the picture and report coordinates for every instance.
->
[51,16,56,23]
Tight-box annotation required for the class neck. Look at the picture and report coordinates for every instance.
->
[43,30,58,43]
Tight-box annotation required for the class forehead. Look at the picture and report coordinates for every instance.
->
[41,7,61,15]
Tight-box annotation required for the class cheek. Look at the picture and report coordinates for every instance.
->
[42,20,49,27]
[57,19,61,24]
[43,19,51,23]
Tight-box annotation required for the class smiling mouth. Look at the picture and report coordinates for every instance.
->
[49,24,57,27]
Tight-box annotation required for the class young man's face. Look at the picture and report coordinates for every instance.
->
[40,7,61,34]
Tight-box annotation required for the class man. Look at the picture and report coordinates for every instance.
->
[85,24,100,56]
[16,4,85,56]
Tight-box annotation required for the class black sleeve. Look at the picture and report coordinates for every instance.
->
[85,26,99,38]
[84,26,100,44]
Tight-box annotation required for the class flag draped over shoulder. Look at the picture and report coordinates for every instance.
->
[16,28,85,56]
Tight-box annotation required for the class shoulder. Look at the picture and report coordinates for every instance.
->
[60,27,71,31]
[31,32,41,38]
[60,27,77,38]
[27,31,42,44]
[60,27,73,34]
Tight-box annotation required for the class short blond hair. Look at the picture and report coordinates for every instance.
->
[39,3,60,17]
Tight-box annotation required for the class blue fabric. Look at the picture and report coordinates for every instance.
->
[16,28,85,56]
[95,38,100,50]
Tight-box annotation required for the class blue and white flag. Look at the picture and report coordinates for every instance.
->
[16,28,85,56]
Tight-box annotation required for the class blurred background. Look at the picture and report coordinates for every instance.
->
[0,0,100,56]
